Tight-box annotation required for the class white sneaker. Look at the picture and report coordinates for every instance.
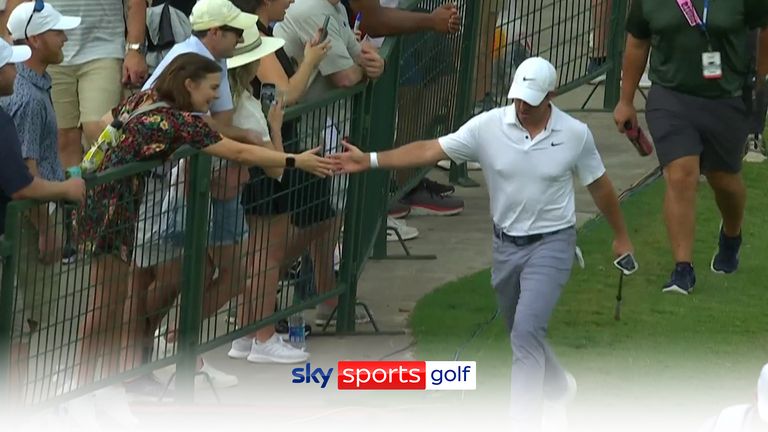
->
[197,361,238,389]
[386,216,418,242]
[247,334,310,364]
[227,336,253,359]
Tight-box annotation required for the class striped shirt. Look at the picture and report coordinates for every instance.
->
[48,0,126,65]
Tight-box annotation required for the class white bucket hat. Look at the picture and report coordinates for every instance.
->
[226,25,285,70]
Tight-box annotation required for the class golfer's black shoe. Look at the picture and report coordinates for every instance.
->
[662,263,696,295]
[711,227,741,274]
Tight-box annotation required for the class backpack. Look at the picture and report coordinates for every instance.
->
[81,102,170,173]
[145,1,192,74]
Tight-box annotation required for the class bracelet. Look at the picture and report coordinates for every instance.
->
[369,152,379,169]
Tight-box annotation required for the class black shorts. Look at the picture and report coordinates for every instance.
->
[283,169,336,228]
[645,85,749,173]
[241,167,289,216]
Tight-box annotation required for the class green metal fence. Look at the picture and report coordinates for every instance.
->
[0,0,626,408]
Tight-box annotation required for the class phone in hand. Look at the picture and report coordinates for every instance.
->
[319,15,331,43]
[613,252,638,276]
[623,121,654,157]
[260,83,277,115]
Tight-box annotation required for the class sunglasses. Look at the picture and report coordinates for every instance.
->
[220,25,244,39]
[24,0,45,40]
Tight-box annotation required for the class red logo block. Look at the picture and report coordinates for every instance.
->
[337,361,426,390]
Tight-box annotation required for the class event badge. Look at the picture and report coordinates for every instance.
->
[702,51,722,80]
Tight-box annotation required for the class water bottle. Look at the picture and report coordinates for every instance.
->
[65,166,82,179]
[288,312,306,350]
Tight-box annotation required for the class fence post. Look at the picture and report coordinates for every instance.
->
[175,153,211,402]
[370,38,401,261]
[0,204,21,403]
[335,85,373,333]
[603,0,628,109]
[448,0,482,187]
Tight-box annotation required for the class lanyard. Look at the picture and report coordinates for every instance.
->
[676,0,711,42]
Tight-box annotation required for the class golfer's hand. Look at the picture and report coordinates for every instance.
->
[330,140,370,173]
[612,236,634,258]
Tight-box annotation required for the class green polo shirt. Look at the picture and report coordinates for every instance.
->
[626,0,768,99]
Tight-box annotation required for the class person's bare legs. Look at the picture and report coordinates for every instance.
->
[588,0,612,74]
[475,0,500,102]
[9,342,29,404]
[705,171,746,237]
[240,214,292,342]
[662,156,700,264]
[307,216,343,309]
[57,128,83,170]
[77,254,129,385]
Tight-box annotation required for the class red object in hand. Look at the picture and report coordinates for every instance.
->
[624,121,654,157]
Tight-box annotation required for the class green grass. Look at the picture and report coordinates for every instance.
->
[410,164,768,406]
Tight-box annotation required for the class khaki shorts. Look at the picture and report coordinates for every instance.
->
[48,58,123,133]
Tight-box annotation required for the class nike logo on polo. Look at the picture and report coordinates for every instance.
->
[522,77,535,81]
[551,142,564,147]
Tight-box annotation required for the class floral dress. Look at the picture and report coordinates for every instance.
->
[74,90,221,257]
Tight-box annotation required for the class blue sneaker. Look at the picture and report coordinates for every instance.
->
[662,263,696,295]
[711,227,741,274]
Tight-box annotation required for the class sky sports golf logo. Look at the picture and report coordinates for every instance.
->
[291,361,476,390]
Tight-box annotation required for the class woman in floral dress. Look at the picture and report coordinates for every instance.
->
[72,52,336,387]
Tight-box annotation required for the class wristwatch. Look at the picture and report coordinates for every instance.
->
[125,42,143,54]
[285,156,296,168]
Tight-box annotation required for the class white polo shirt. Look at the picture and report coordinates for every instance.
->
[142,36,234,113]
[439,104,606,236]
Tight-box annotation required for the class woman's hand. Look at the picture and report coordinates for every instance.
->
[304,37,331,68]
[295,147,339,177]
[267,98,284,131]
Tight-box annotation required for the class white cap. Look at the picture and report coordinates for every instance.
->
[0,38,31,68]
[6,1,80,41]
[227,26,284,69]
[190,0,259,32]
[758,363,768,422]
[507,57,557,106]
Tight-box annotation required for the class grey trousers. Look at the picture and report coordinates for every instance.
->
[491,226,576,428]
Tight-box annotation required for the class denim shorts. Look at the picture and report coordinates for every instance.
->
[208,197,249,246]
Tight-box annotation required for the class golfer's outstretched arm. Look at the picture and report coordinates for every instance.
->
[378,139,448,169]
[333,139,450,173]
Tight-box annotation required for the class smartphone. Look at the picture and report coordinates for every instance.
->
[260,83,277,115]
[613,252,638,276]
[319,15,331,43]
[623,121,654,157]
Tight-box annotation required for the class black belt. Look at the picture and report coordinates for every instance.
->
[493,225,572,247]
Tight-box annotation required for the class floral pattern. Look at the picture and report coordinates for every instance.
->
[74,90,222,256]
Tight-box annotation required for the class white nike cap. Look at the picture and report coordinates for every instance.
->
[0,38,31,68]
[507,57,557,106]
[7,0,80,41]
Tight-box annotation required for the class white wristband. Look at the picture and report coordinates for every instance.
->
[369,152,379,169]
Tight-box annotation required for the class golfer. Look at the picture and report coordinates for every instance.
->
[332,57,635,429]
